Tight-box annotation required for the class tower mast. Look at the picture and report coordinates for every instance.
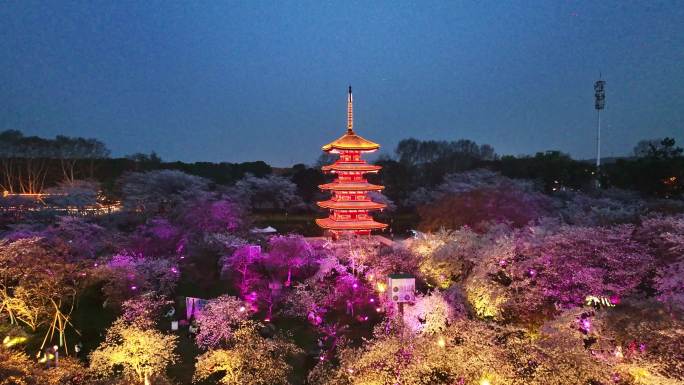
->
[594,75,606,187]
[347,86,353,133]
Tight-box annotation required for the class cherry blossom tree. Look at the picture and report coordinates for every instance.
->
[121,293,174,329]
[410,228,485,289]
[0,237,84,351]
[119,169,211,215]
[195,295,250,350]
[128,218,185,260]
[233,174,304,212]
[510,224,653,312]
[403,291,456,335]
[221,245,263,298]
[193,320,301,385]
[418,186,553,231]
[308,320,515,385]
[177,195,244,234]
[95,252,179,309]
[267,235,314,287]
[89,318,178,385]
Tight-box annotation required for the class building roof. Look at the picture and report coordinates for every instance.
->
[321,130,380,153]
[318,182,384,191]
[315,217,388,230]
[321,162,382,172]
[317,199,386,210]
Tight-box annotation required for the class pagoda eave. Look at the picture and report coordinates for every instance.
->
[318,182,384,191]
[317,200,386,210]
[315,218,388,231]
[322,163,381,172]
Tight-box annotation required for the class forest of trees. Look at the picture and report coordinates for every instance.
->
[1,129,682,222]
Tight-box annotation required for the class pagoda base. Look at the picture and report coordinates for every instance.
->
[316,217,387,239]
[324,229,371,240]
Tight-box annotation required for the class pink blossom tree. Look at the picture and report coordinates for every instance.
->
[194,295,251,350]
[121,292,174,329]
[267,235,314,287]
[95,251,179,309]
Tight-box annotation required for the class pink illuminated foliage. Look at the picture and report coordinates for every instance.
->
[221,244,264,298]
[129,218,186,260]
[95,251,179,309]
[267,235,314,287]
[233,173,305,212]
[121,292,173,329]
[178,195,243,234]
[194,295,251,350]
[418,184,553,232]
[510,224,653,312]
[119,169,211,215]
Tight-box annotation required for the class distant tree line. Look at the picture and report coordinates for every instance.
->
[1,129,682,206]
[375,137,684,207]
[0,130,271,196]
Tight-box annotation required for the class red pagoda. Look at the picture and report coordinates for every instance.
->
[316,87,388,238]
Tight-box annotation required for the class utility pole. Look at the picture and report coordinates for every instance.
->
[594,76,606,188]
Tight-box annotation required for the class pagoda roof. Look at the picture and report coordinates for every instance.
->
[315,217,388,230]
[322,162,382,172]
[317,200,386,210]
[321,129,380,152]
[319,182,384,191]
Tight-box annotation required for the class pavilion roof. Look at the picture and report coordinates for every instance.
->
[315,217,388,230]
[321,130,380,152]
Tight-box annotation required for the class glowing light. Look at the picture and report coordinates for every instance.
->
[239,306,246,312]
[316,87,387,236]
[375,307,382,312]
[264,318,271,322]
[377,283,386,293]
[585,295,615,307]
[479,376,492,385]
[369,298,375,303]
[437,336,446,348]
[130,285,137,290]
[580,318,591,332]
[2,335,28,347]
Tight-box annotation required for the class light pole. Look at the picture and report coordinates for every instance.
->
[594,77,606,187]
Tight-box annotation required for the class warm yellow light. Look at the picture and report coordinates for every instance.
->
[479,378,492,385]
[377,283,386,293]
[2,335,28,348]
[437,336,446,348]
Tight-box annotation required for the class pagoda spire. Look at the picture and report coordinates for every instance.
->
[347,85,353,133]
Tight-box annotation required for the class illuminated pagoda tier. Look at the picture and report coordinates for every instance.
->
[316,86,388,238]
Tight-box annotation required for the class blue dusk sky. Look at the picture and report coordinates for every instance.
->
[1,1,682,166]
